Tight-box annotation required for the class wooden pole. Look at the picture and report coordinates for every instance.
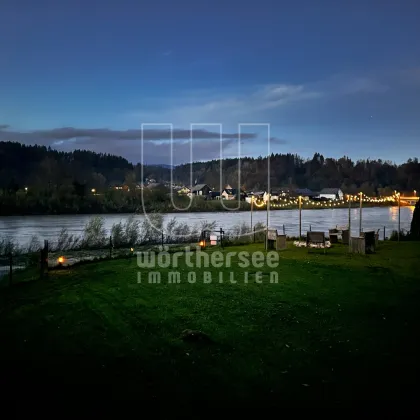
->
[250,197,253,232]
[299,195,302,241]
[383,226,386,241]
[398,193,401,242]
[359,192,363,236]
[348,195,352,252]
[266,191,270,250]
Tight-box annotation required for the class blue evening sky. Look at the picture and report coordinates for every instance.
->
[1,0,419,164]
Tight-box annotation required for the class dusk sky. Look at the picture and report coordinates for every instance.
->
[1,0,419,165]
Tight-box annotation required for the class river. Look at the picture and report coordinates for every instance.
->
[0,206,414,248]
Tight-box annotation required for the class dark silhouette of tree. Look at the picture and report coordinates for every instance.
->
[410,201,420,239]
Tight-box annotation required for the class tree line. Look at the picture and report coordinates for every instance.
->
[1,141,419,215]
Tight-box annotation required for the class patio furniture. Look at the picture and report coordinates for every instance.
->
[350,231,376,254]
[267,229,287,250]
[329,228,339,243]
[341,229,350,245]
[307,231,326,253]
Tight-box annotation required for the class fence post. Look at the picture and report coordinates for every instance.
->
[8,252,12,286]
[161,231,164,247]
[310,224,312,232]
[283,224,285,235]
[383,226,386,241]
[109,236,112,258]
[220,228,224,249]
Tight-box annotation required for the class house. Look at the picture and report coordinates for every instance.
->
[245,191,264,203]
[190,184,211,196]
[263,189,282,202]
[177,186,191,195]
[222,188,238,200]
[318,188,344,200]
[221,188,246,200]
[291,188,318,201]
[207,191,221,200]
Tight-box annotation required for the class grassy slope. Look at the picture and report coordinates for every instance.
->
[1,242,420,411]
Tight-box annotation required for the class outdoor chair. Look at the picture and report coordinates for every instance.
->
[306,231,326,253]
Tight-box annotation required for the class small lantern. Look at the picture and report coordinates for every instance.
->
[57,256,65,265]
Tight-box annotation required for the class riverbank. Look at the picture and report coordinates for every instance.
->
[0,206,414,250]
[0,199,401,216]
[1,241,420,410]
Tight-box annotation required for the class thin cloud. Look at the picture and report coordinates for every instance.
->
[0,126,258,164]
[0,127,256,142]
[270,137,288,145]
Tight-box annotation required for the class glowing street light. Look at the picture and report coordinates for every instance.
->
[91,188,96,193]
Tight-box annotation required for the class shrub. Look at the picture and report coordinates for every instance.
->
[82,216,107,249]
[141,213,164,244]
[389,229,411,241]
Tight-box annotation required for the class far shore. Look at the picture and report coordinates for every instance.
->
[0,202,405,217]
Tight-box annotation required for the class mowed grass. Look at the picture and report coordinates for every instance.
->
[1,241,420,411]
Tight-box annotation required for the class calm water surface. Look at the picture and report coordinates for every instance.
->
[0,206,414,247]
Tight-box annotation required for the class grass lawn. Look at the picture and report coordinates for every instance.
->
[1,241,420,412]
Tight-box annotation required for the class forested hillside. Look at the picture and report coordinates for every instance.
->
[0,141,419,215]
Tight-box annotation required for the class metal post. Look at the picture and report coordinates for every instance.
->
[161,231,164,247]
[299,195,302,241]
[309,224,311,232]
[383,226,386,241]
[109,235,112,258]
[220,228,223,249]
[253,226,256,243]
[359,192,363,236]
[283,224,285,235]
[398,193,401,242]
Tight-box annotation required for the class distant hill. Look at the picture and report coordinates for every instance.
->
[0,141,419,195]
[154,164,176,169]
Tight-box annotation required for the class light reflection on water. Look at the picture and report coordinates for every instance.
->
[0,206,415,247]
[389,205,414,222]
